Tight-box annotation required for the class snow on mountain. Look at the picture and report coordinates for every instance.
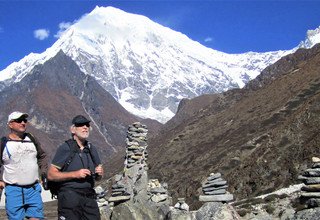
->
[299,26,320,48]
[0,7,319,123]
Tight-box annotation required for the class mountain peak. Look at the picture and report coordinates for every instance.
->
[299,26,320,49]
[1,7,319,123]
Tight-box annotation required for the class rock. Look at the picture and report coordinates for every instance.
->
[127,145,143,150]
[199,194,234,202]
[304,168,320,177]
[111,200,169,220]
[114,174,122,182]
[180,203,189,211]
[301,184,320,192]
[195,202,240,220]
[150,187,167,194]
[151,194,168,203]
[112,183,125,189]
[131,155,143,160]
[312,157,320,163]
[108,195,131,202]
[174,202,181,209]
[207,173,222,181]
[293,207,320,220]
[95,185,106,197]
[203,180,227,188]
[301,192,320,198]
[148,179,161,188]
[312,163,320,168]
[112,188,126,192]
[203,185,228,192]
[207,177,224,184]
[298,175,308,180]
[203,189,226,195]
[304,177,320,185]
[168,209,195,220]
[306,198,320,208]
[98,200,108,207]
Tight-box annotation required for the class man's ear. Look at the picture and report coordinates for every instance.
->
[8,122,13,129]
[70,125,76,134]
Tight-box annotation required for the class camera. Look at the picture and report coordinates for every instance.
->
[41,173,49,190]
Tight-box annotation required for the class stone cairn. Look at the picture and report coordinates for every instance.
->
[199,172,234,203]
[147,179,170,204]
[124,122,149,169]
[298,156,320,208]
[95,185,108,207]
[108,122,159,204]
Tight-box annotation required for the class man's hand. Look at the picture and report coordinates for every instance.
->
[75,169,91,179]
[0,181,5,190]
[95,165,104,177]
[48,165,91,181]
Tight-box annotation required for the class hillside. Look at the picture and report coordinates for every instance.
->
[148,44,320,209]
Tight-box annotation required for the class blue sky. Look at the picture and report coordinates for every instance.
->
[0,0,320,70]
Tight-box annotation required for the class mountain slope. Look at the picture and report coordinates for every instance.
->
[0,50,161,176]
[148,43,320,209]
[1,6,310,123]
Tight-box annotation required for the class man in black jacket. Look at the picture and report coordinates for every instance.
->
[48,115,104,220]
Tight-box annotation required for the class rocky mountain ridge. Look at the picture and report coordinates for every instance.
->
[1,7,319,123]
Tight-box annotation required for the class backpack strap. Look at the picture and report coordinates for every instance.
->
[25,132,48,175]
[0,136,8,165]
[61,139,79,171]
[25,133,39,155]
[87,142,98,167]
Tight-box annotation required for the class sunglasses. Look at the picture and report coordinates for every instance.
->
[75,123,90,128]
[12,118,28,123]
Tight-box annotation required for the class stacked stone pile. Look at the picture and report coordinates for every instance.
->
[95,185,108,207]
[108,122,149,205]
[125,122,148,169]
[298,157,320,208]
[108,174,131,203]
[199,172,234,203]
[147,179,170,204]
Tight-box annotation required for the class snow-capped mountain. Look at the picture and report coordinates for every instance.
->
[299,27,320,49]
[0,6,319,123]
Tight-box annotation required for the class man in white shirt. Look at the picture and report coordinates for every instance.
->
[0,111,48,220]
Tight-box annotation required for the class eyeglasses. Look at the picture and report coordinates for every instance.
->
[75,123,90,128]
[11,118,28,123]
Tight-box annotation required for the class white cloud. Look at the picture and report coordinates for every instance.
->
[34,29,50,40]
[204,37,213,42]
[54,22,72,38]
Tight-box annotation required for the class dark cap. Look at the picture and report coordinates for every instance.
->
[72,115,91,125]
